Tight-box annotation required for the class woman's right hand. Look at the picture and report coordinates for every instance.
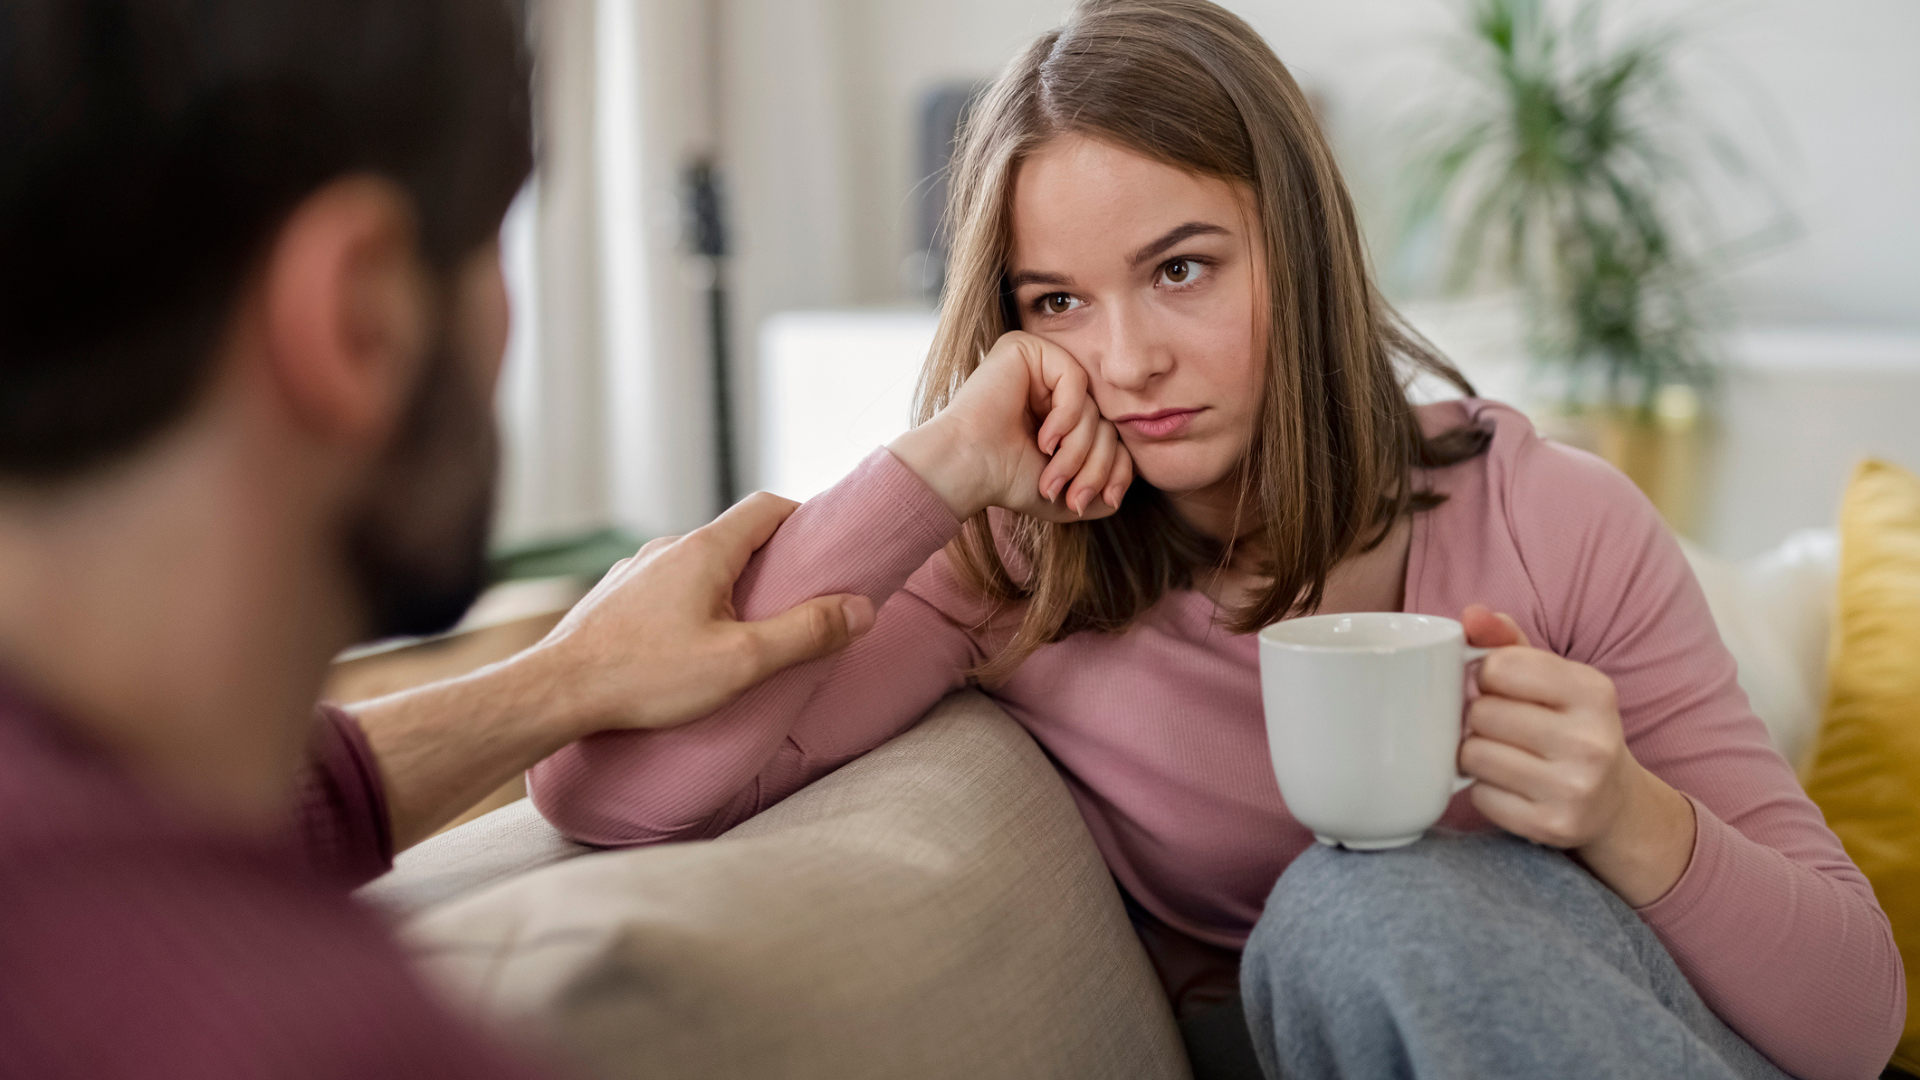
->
[889,331,1133,523]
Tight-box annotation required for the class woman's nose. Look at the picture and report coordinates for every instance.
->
[1094,305,1172,392]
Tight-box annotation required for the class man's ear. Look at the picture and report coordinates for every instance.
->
[260,175,432,448]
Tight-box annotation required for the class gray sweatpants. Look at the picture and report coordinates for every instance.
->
[1239,831,1792,1080]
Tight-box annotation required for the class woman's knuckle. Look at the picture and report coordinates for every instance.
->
[1482,650,1514,683]
[1545,810,1580,845]
[1458,740,1485,771]
[805,602,840,645]
[1572,731,1612,764]
[1568,772,1601,802]
[743,490,787,514]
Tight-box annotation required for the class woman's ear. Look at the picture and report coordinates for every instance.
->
[259,175,432,450]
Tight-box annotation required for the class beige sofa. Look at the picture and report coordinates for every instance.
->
[363,691,1193,1079]
[359,531,1841,1080]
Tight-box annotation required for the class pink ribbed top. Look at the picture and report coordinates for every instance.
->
[530,399,1903,1080]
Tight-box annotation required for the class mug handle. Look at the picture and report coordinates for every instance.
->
[1453,646,1494,794]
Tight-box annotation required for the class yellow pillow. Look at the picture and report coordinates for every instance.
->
[1802,458,1920,1074]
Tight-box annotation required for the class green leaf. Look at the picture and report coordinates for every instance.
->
[1393,0,1768,409]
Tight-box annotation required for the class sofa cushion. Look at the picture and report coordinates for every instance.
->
[360,797,591,919]
[1801,459,1920,1074]
[394,690,1191,1080]
[1680,530,1839,770]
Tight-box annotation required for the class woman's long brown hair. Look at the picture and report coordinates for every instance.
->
[920,0,1490,682]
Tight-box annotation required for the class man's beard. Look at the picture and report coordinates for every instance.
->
[344,339,499,642]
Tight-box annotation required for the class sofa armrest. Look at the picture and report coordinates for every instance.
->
[388,690,1191,1080]
[359,797,592,919]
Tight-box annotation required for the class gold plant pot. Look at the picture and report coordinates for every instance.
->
[1534,388,1715,541]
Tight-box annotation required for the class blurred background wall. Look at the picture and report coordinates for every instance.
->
[495,0,1920,561]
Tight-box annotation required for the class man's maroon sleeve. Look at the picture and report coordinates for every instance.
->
[297,705,394,888]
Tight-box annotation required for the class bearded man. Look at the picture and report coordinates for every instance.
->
[0,2,874,1075]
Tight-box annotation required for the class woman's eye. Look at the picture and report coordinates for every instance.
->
[1159,258,1204,286]
[1039,293,1081,315]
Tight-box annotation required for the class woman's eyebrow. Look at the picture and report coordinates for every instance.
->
[1007,269,1075,289]
[1128,221,1229,268]
[1008,221,1230,289]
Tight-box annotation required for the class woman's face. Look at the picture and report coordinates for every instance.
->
[1008,134,1265,500]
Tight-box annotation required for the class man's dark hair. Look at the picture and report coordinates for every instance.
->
[0,0,533,480]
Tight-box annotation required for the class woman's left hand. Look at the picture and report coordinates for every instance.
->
[1458,604,1697,907]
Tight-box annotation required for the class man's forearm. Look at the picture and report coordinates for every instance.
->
[345,647,585,851]
[339,495,873,853]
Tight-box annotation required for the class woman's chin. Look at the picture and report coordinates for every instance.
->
[1131,449,1239,499]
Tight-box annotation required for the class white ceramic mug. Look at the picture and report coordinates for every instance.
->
[1258,612,1489,850]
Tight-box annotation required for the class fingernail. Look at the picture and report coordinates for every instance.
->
[841,597,874,636]
[1045,478,1064,501]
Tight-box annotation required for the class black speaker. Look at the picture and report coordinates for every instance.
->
[906,82,984,303]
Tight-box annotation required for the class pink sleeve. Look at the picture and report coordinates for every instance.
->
[295,706,393,888]
[1505,433,1904,1080]
[527,448,981,845]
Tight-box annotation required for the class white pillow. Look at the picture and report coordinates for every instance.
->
[1681,529,1839,771]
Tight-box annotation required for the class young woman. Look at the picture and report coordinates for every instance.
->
[530,3,1902,1077]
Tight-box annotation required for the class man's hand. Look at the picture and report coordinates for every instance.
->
[525,491,875,737]
[1457,604,1696,907]
[349,492,872,850]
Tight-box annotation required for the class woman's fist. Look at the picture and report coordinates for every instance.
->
[889,332,1133,523]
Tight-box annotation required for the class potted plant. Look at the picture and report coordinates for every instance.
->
[1403,0,1769,537]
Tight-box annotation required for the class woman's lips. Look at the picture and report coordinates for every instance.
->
[1114,407,1203,439]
